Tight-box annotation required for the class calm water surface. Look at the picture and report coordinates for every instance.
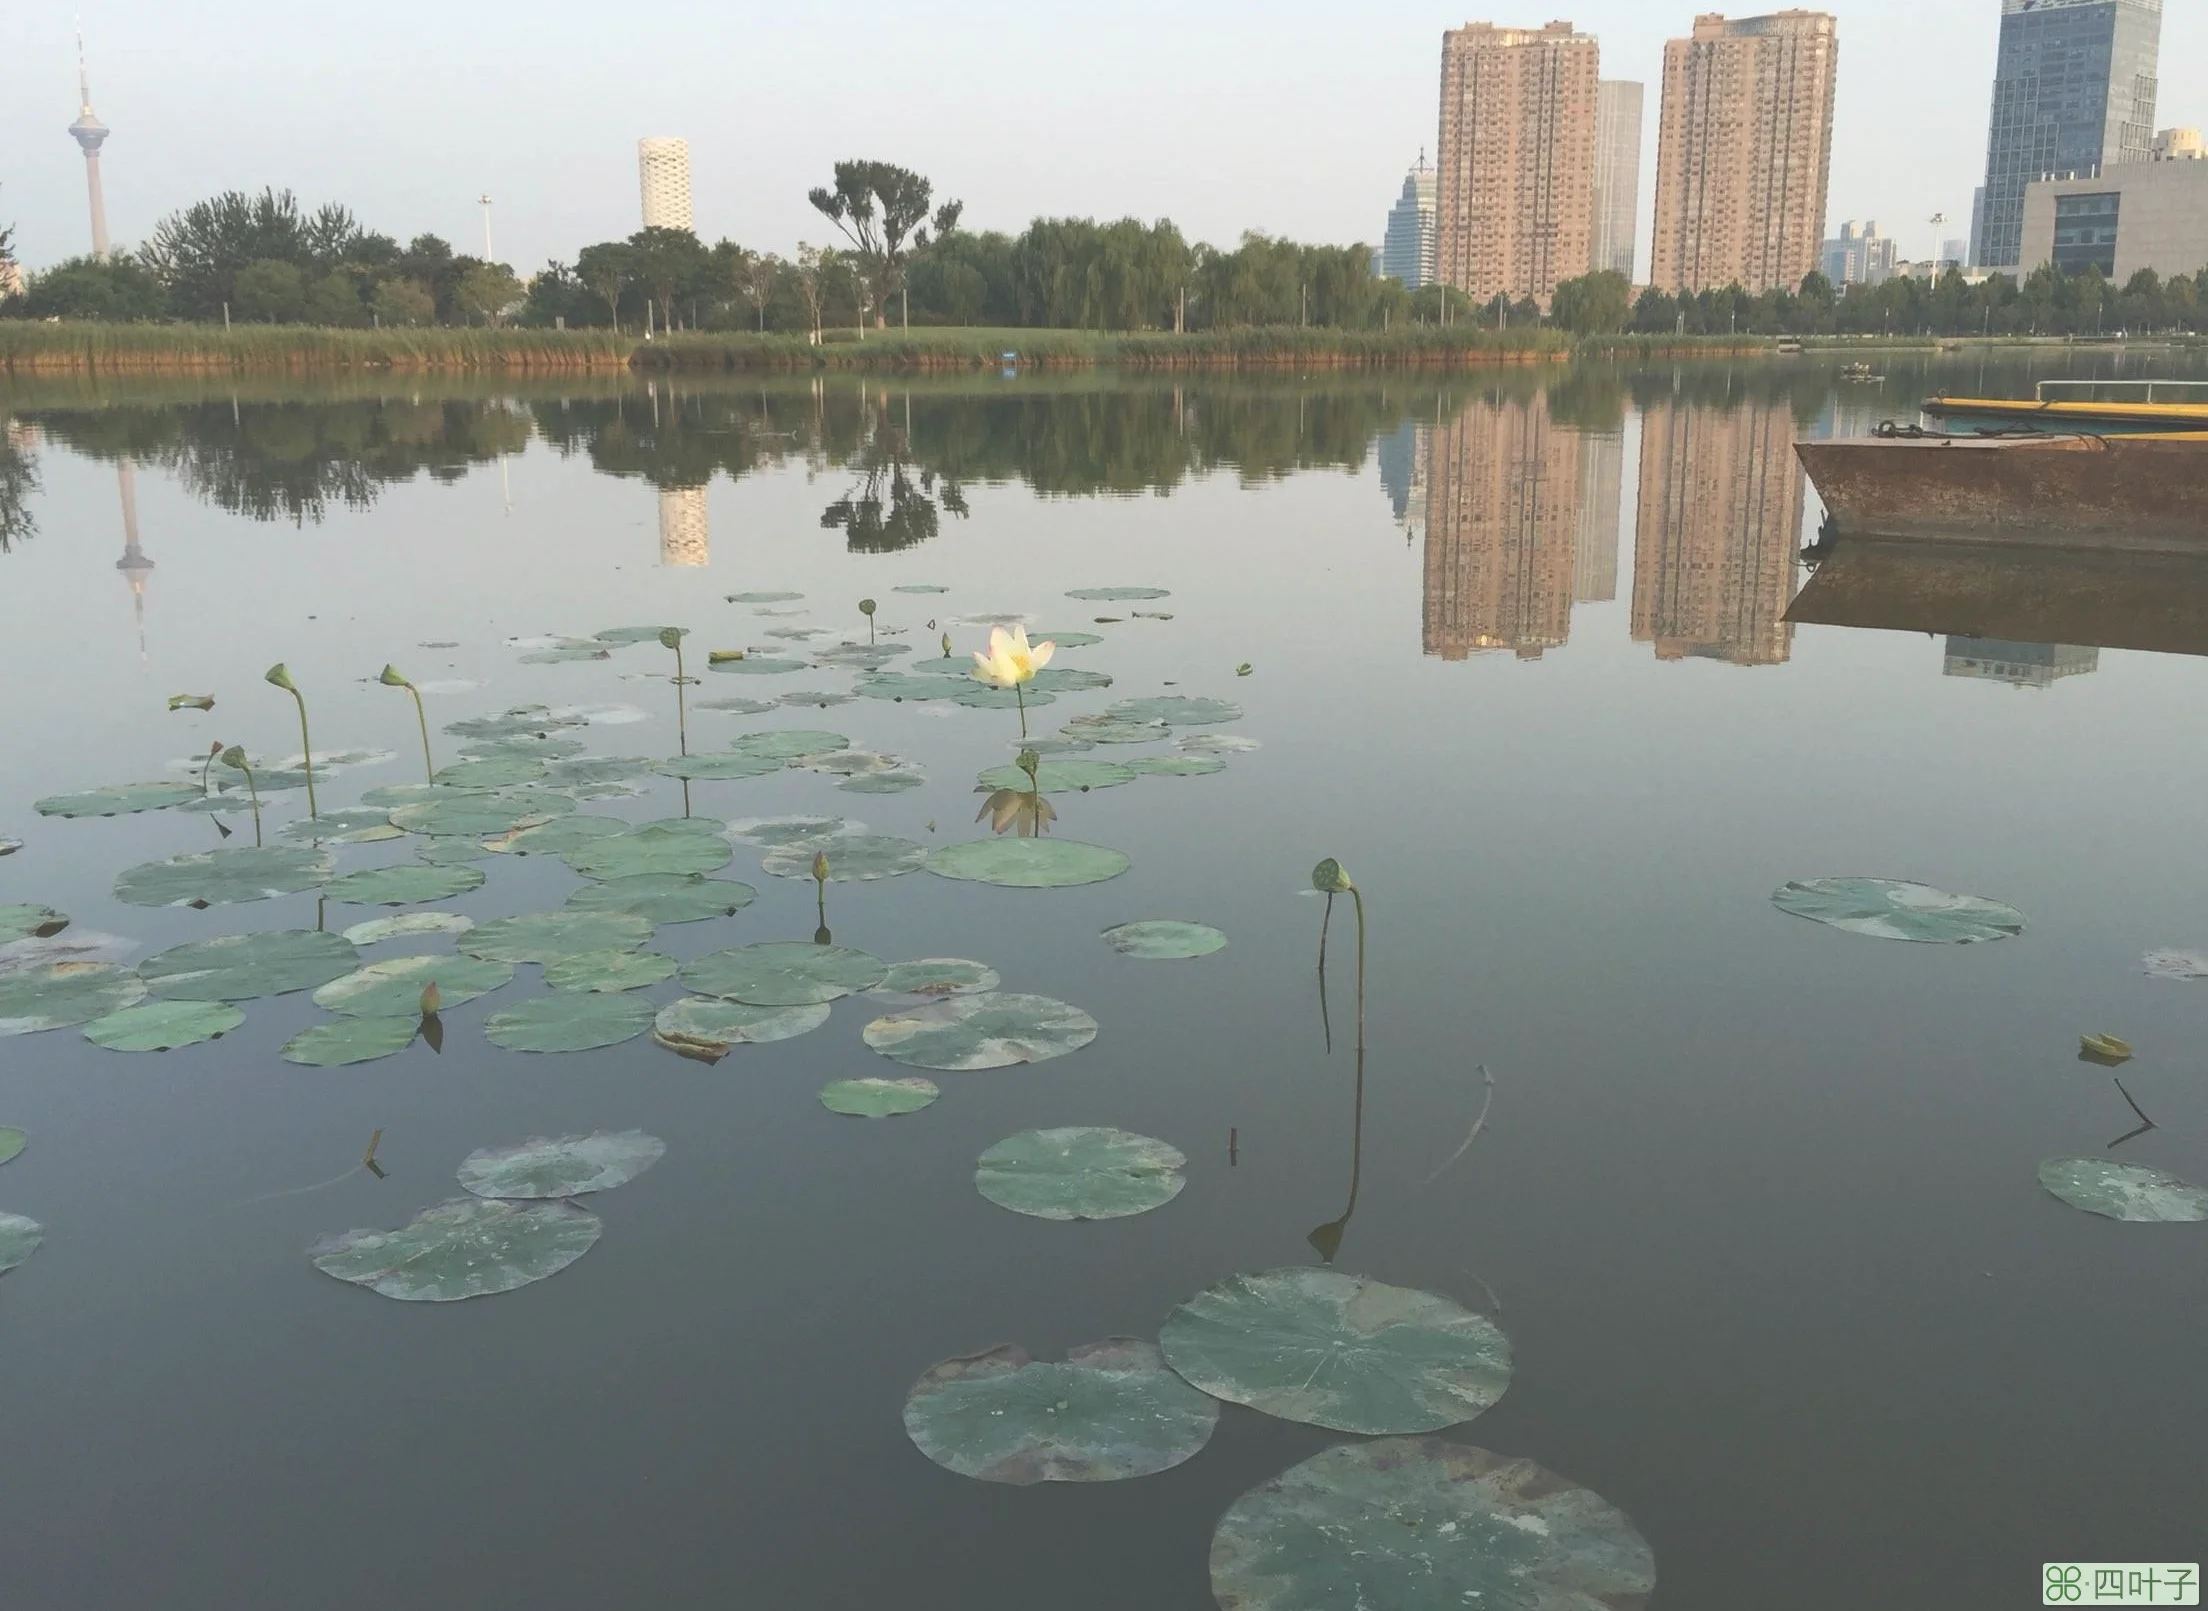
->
[2,355,2204,1611]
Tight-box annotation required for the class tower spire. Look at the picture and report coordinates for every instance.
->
[67,25,113,261]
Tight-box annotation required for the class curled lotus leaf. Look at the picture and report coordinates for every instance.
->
[1210,1438,1656,1611]
[485,815,633,857]
[543,949,679,993]
[763,835,925,883]
[342,912,476,946]
[652,751,784,782]
[873,958,1001,998]
[976,1128,1187,1221]
[955,684,1057,711]
[863,991,1097,1071]
[115,846,333,907]
[1058,715,1168,746]
[324,863,485,907]
[278,809,403,846]
[733,728,849,761]
[566,823,734,880]
[457,1130,666,1199]
[1103,920,1228,961]
[1770,879,2025,944]
[461,911,654,966]
[0,1212,45,1274]
[484,992,656,1053]
[390,790,575,838]
[706,656,807,676]
[1179,732,1260,755]
[0,905,69,944]
[314,954,514,1017]
[35,781,201,818]
[433,756,545,790]
[1107,695,1242,726]
[694,697,777,715]
[726,590,804,603]
[0,1128,23,1166]
[839,769,924,794]
[1125,755,1226,778]
[141,930,359,1001]
[0,963,147,1035]
[309,1197,600,1301]
[2038,1158,2208,1222]
[567,874,757,926]
[1066,586,1170,601]
[854,672,970,702]
[1159,1268,1512,1436]
[926,839,1131,889]
[83,998,244,1052]
[728,815,859,849]
[820,1077,940,1117]
[652,996,830,1061]
[680,942,885,1007]
[975,760,1134,795]
[904,1338,1218,1486]
[281,1014,422,1067]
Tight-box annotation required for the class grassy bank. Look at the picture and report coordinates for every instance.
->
[0,323,633,375]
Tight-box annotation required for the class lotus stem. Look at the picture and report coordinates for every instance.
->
[1349,883,1366,1054]
[221,746,263,847]
[379,668,435,782]
[266,663,317,819]
[1015,681,1027,738]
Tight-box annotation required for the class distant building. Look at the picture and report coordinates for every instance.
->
[1943,638,2099,687]
[1650,11,1840,296]
[638,137,695,232]
[2154,127,2203,161]
[1435,22,1601,310]
[1821,221,1899,287]
[0,260,22,300]
[1968,186,1988,266]
[1380,156,1438,289]
[1975,0,2162,272]
[1594,82,1645,281]
[1942,237,1971,269]
[1422,395,1582,661]
[2019,160,2208,280]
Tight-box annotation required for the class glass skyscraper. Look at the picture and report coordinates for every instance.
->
[1975,0,2161,270]
[1381,157,1437,290]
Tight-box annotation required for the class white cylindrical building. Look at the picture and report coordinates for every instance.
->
[638,138,695,231]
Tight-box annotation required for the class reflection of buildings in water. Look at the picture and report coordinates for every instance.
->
[1573,429,1622,603]
[1376,421,1431,543]
[114,456,152,657]
[1421,395,1581,660]
[657,486,709,567]
[1632,401,1803,666]
[1943,638,2099,689]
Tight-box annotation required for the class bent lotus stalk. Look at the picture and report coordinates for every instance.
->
[379,665,433,781]
[265,663,317,819]
[220,745,263,846]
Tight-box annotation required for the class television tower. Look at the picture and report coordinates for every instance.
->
[67,29,112,261]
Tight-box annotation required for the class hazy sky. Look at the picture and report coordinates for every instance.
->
[2,1,2201,274]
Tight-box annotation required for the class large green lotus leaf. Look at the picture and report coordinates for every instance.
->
[652,996,830,1061]
[433,756,546,789]
[359,782,486,811]
[728,815,857,848]
[461,911,654,965]
[115,846,333,907]
[417,838,494,866]
[976,1128,1186,1221]
[763,835,926,883]
[904,1339,1217,1486]
[726,590,804,603]
[652,751,784,782]
[567,874,757,925]
[778,689,854,709]
[342,912,476,946]
[0,962,147,1034]
[309,1197,600,1301]
[0,905,68,943]
[484,992,656,1053]
[281,1014,422,1067]
[863,992,1098,1071]
[35,781,201,818]
[1160,1269,1512,1435]
[694,696,777,715]
[854,672,970,702]
[1770,879,2024,943]
[1179,732,1260,755]
[874,958,1001,997]
[794,748,905,778]
[2039,1158,2208,1222]
[1103,920,1228,961]
[543,949,679,993]
[1026,630,1104,648]
[566,823,733,880]
[820,1077,940,1117]
[1126,755,1226,778]
[540,755,654,793]
[83,999,244,1051]
[706,656,807,676]
[0,1128,23,1166]
[1019,735,1097,756]
[460,734,586,762]
[484,815,632,857]
[1210,1438,1656,1611]
[1026,667,1115,693]
[680,942,885,1006]
[394,788,577,836]
[141,930,358,1001]
[1066,586,1170,601]
[457,1130,666,1199]
[733,728,849,761]
[840,770,925,795]
[975,760,1135,794]
[591,625,674,645]
[927,839,1131,889]
[955,684,1057,711]
[0,1212,45,1274]
[324,863,485,906]
[313,954,514,1016]
[1058,715,1169,746]
[1107,695,1242,725]
[278,809,403,846]
[444,707,580,741]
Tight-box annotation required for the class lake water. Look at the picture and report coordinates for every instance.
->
[2,353,2204,1611]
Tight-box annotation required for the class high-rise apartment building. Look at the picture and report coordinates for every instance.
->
[1435,22,1601,310]
[1975,0,2161,271]
[1421,395,1583,661]
[1649,11,1839,295]
[1594,82,1645,281]
[1381,156,1439,289]
[638,137,695,232]
[1820,220,1899,286]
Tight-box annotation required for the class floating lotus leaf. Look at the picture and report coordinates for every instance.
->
[517,639,612,664]
[975,760,1134,795]
[840,770,925,794]
[0,905,67,944]
[779,689,854,708]
[1066,586,1170,601]
[115,846,333,907]
[543,949,679,993]
[1160,1269,1513,1435]
[728,814,856,848]
[2038,1158,2208,1222]
[905,1338,1218,1489]
[767,627,829,641]
[855,672,969,702]
[390,790,575,838]
[567,874,757,925]
[142,930,358,1001]
[567,822,734,880]
[1058,716,1168,746]
[0,836,19,857]
[726,590,804,603]
[445,708,578,741]
[820,1077,940,1117]
[1179,732,1260,754]
[433,756,546,790]
[976,1128,1186,1221]
[795,748,905,778]
[680,942,885,1007]
[309,1197,600,1301]
[2142,949,2208,980]
[484,992,656,1053]
[863,992,1097,1070]
[652,996,830,1060]
[707,656,807,676]
[1770,879,2026,944]
[0,932,137,978]
[695,697,777,715]
[281,1014,422,1067]
[814,643,907,670]
[35,781,201,818]
[652,751,784,782]
[417,839,493,866]
[278,809,403,846]
[592,625,673,645]
[324,863,485,906]
[1020,735,1097,756]
[955,684,1058,711]
[485,815,633,857]
[1026,667,1115,693]
[874,958,1001,997]
[1027,630,1103,648]
[540,755,653,793]
[733,729,849,761]
[892,584,950,595]
[461,911,654,965]
[1126,755,1226,778]
[763,835,925,882]
[459,733,586,762]
[959,613,1028,628]
[458,1130,666,1199]
[342,912,476,946]
[0,1212,45,1274]
[1103,921,1227,960]
[0,1129,22,1166]
[1210,1438,1657,1611]
[360,782,484,810]
[314,954,514,1016]
[1107,695,1242,725]
[83,998,244,1052]
[927,840,1130,889]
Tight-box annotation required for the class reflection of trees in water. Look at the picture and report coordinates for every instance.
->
[0,428,36,553]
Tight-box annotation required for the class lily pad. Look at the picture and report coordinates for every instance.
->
[433,756,546,790]
[457,1130,666,1199]
[278,809,403,845]
[855,672,970,702]
[417,839,494,866]
[460,734,586,762]
[695,697,777,715]
[652,751,784,782]
[35,781,201,818]
[309,1197,600,1301]
[313,954,514,1017]
[820,1077,940,1117]
[543,949,679,993]
[1107,695,1241,726]
[1125,755,1226,778]
[733,729,849,761]
[461,911,654,966]
[874,958,1002,998]
[814,644,907,670]
[840,770,925,795]
[0,1129,22,1166]
[567,874,757,925]
[726,590,804,603]
[1210,1438,1656,1611]
[360,782,485,811]
[1027,630,1104,649]
[324,863,485,906]
[763,835,926,882]
[1179,732,1260,755]
[566,822,734,880]
[390,790,575,838]
[141,930,358,1001]
[445,708,578,741]
[927,840,1131,889]
[0,905,68,944]
[342,912,476,946]
[83,999,245,1052]
[540,756,653,794]
[728,815,858,849]
[892,584,950,594]
[652,996,831,1061]
[863,992,1098,1071]
[485,815,633,857]
[707,656,807,676]
[975,760,1135,794]
[281,1014,423,1067]
[904,1338,1218,1486]
[0,931,137,977]
[1066,586,1170,601]
[115,846,333,907]
[2038,1159,2208,1222]
[1770,879,2025,944]
[0,1212,44,1274]
[592,625,675,645]
[955,684,1057,711]
[484,992,656,1053]
[795,749,905,778]
[680,943,886,1007]
[976,1128,1187,1221]
[778,689,854,708]
[1026,667,1115,694]
[1058,715,1169,746]
[1159,1269,1513,1435]
[1103,921,1227,960]
[517,639,611,664]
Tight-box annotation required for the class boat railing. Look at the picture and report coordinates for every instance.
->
[2034,379,2208,405]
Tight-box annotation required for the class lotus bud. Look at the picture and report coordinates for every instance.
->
[1312,858,1352,895]
[378,664,413,688]
[658,627,686,651]
[1016,748,1041,782]
[811,850,830,884]
[420,981,443,1015]
[264,662,296,692]
[941,632,953,658]
[859,598,876,617]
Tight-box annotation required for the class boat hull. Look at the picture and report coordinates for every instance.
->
[1923,396,2208,430]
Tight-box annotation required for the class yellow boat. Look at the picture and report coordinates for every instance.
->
[1923,379,2208,431]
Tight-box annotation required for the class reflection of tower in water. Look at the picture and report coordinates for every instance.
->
[1376,421,1432,544]
[1631,400,1803,666]
[114,457,153,658]
[1420,395,1581,660]
[658,487,709,567]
